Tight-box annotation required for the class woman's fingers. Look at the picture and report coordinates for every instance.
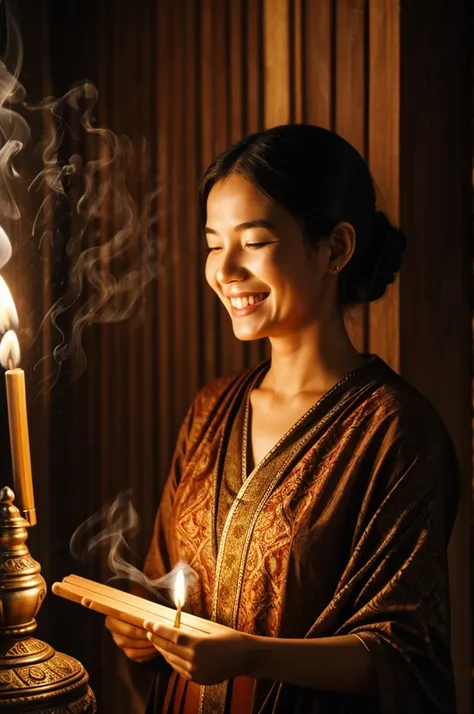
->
[154,647,190,679]
[123,648,158,663]
[105,616,149,641]
[147,631,192,658]
[105,615,159,662]
[111,631,156,651]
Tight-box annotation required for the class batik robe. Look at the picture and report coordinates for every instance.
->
[143,355,459,714]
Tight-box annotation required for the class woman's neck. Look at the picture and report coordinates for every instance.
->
[262,314,366,398]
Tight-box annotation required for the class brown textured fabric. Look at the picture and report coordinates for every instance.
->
[143,356,459,714]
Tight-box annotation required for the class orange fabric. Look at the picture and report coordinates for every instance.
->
[165,675,255,714]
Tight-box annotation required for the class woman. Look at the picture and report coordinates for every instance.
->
[106,125,459,713]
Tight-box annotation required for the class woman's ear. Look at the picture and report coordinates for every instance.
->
[327,222,356,274]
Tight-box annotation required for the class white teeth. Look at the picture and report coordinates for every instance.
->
[230,293,267,309]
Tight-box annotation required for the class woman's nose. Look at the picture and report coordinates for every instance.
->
[215,249,247,284]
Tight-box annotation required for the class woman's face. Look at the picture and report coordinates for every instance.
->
[204,174,332,342]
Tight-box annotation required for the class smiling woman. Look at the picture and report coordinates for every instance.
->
[105,124,460,714]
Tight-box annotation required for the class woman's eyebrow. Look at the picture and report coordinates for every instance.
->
[204,219,276,235]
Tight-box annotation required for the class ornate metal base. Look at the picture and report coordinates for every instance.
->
[0,634,96,712]
[0,487,96,712]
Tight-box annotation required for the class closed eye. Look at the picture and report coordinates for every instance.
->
[246,242,275,249]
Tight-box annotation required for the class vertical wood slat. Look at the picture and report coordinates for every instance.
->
[125,0,141,534]
[398,1,472,710]
[139,0,158,551]
[182,0,200,409]
[170,0,186,424]
[104,4,125,710]
[95,6,112,707]
[229,0,245,144]
[367,0,400,371]
[263,0,291,128]
[200,0,219,384]
[335,0,368,354]
[156,0,173,475]
[244,0,264,137]
[291,0,304,123]
[303,0,332,128]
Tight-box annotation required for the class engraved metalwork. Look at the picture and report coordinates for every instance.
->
[0,486,97,712]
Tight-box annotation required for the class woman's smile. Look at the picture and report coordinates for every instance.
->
[228,292,269,316]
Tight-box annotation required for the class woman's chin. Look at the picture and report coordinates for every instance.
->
[231,323,267,342]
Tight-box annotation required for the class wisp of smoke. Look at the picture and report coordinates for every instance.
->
[0,0,30,322]
[0,1,29,223]
[70,490,197,604]
[28,81,160,381]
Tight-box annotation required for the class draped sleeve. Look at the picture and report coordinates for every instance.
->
[332,410,460,714]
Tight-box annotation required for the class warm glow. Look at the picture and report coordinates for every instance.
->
[174,569,186,609]
[0,275,19,334]
[0,329,21,369]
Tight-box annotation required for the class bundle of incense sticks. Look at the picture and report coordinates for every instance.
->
[52,575,230,636]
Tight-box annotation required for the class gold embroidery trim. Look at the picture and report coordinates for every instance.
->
[199,357,378,714]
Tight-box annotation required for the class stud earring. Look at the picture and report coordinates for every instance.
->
[334,265,340,274]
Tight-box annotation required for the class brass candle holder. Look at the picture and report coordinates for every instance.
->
[0,486,96,712]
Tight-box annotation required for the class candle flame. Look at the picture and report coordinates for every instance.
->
[0,329,20,369]
[174,568,186,609]
[0,226,12,270]
[0,275,19,335]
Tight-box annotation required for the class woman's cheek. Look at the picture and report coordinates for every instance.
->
[204,257,217,291]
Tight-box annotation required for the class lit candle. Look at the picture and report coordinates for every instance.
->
[0,276,36,526]
[173,568,186,628]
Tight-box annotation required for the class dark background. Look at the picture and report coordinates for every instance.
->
[0,1,471,712]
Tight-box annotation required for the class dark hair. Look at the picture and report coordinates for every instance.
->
[198,124,407,306]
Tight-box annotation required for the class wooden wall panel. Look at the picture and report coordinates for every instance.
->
[398,1,472,710]
[335,0,368,353]
[367,0,400,370]
[263,0,291,127]
[303,0,332,128]
[9,1,469,712]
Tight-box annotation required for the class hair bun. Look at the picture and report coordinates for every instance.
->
[342,210,407,304]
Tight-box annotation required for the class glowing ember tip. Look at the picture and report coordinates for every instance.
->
[0,329,20,369]
[0,275,19,334]
[174,568,186,609]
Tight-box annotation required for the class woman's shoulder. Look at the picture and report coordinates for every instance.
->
[369,357,454,447]
[366,358,460,509]
[362,357,460,533]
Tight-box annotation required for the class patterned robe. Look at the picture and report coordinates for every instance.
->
[144,356,459,713]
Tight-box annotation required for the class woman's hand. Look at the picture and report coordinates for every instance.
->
[143,620,254,685]
[105,616,159,663]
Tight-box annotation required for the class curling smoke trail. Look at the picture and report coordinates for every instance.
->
[70,490,197,604]
[28,81,160,379]
[0,1,29,308]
